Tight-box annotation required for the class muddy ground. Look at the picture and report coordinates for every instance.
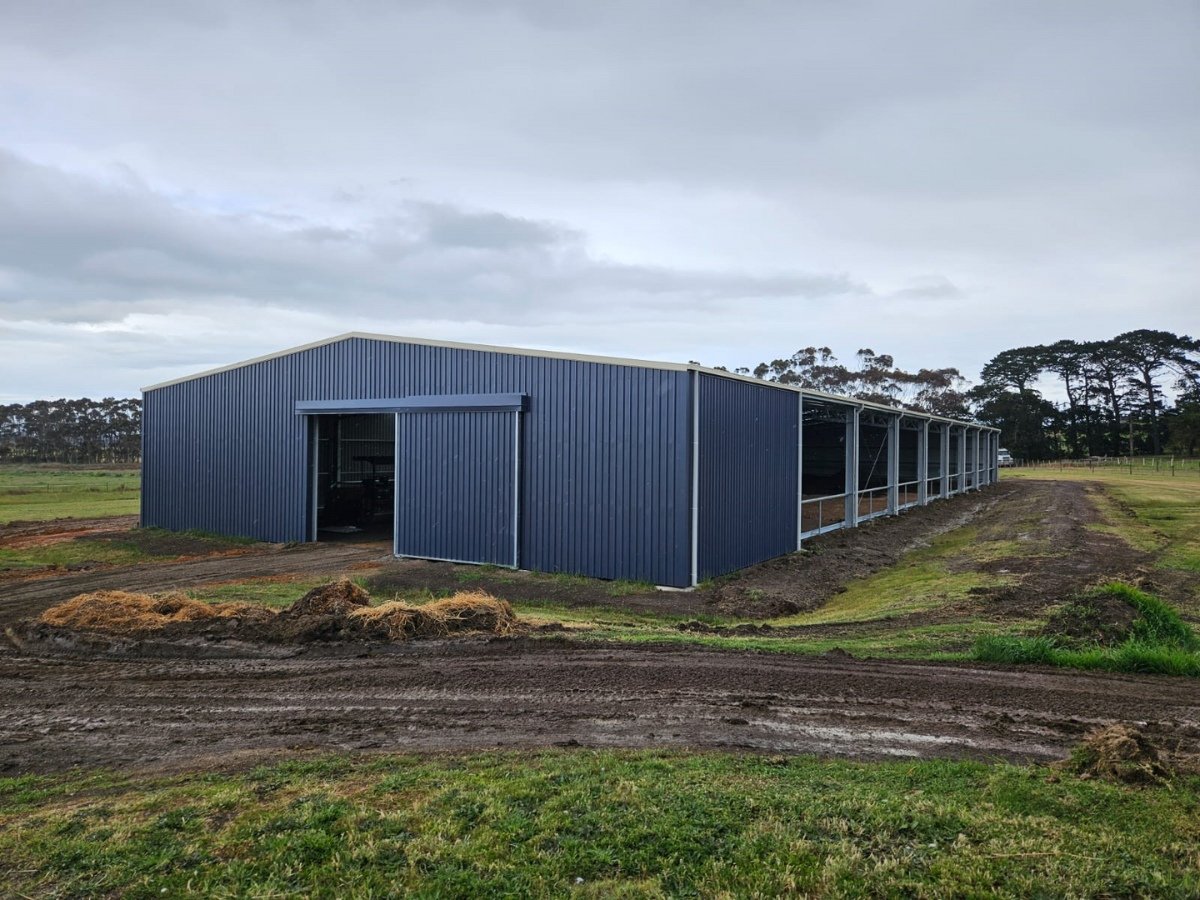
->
[3,639,1198,775]
[2,480,1198,775]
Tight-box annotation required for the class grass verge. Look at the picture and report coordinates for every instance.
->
[772,524,1013,628]
[2,751,1198,898]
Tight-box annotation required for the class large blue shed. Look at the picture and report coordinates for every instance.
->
[141,333,998,588]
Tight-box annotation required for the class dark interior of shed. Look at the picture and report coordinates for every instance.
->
[857,414,890,490]
[800,402,848,498]
[927,426,943,494]
[898,424,921,505]
[313,413,395,539]
[800,401,849,534]
[948,429,962,491]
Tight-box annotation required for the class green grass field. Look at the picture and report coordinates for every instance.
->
[3,752,1198,898]
[0,527,254,576]
[0,465,140,523]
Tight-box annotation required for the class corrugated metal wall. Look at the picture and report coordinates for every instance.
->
[395,410,516,566]
[696,374,799,581]
[143,336,692,586]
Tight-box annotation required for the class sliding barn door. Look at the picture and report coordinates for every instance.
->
[394,410,519,567]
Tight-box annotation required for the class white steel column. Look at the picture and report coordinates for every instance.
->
[974,427,983,490]
[393,413,402,557]
[886,414,900,515]
[957,426,967,494]
[796,393,804,550]
[845,407,860,528]
[512,409,521,568]
[690,370,700,587]
[940,423,951,499]
[918,420,929,505]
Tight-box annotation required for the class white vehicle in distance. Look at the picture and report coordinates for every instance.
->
[997,448,1014,467]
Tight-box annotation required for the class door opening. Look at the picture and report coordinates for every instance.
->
[310,413,395,541]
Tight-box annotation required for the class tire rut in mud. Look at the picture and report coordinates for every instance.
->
[2,640,1197,774]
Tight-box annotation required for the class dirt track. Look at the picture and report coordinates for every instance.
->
[2,639,1198,774]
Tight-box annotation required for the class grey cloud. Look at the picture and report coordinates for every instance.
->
[891,278,964,301]
[0,0,1196,400]
[418,203,571,250]
[0,149,861,327]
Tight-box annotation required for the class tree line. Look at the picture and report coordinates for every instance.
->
[4,329,1197,465]
[738,328,1200,460]
[0,398,142,464]
[970,330,1200,460]
[727,348,970,418]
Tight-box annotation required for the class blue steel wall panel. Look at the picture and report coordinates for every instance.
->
[142,337,692,586]
[395,411,515,566]
[697,373,799,580]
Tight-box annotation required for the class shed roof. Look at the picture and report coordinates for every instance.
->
[142,331,996,431]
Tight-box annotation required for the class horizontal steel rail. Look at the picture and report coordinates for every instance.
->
[800,493,849,538]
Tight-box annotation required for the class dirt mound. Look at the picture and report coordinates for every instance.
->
[708,587,803,619]
[1061,724,1173,785]
[351,592,519,641]
[268,579,374,641]
[289,579,371,616]
[1042,594,1138,647]
[39,590,270,636]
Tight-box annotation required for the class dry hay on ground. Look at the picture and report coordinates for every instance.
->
[351,592,519,641]
[38,590,272,636]
[35,580,521,644]
[1061,724,1173,785]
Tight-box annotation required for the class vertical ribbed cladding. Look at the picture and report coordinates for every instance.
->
[696,373,799,581]
[395,410,515,566]
[142,350,311,541]
[142,335,692,586]
[521,354,691,586]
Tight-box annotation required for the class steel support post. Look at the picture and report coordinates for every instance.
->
[940,423,951,498]
[795,393,804,550]
[918,420,929,505]
[974,428,983,490]
[957,426,967,494]
[886,415,900,515]
[845,407,860,528]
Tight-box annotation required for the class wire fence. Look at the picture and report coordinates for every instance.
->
[1010,456,1200,476]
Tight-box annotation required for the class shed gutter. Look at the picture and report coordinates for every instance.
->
[295,393,527,415]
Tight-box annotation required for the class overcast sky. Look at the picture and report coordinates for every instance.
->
[1,0,1197,402]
